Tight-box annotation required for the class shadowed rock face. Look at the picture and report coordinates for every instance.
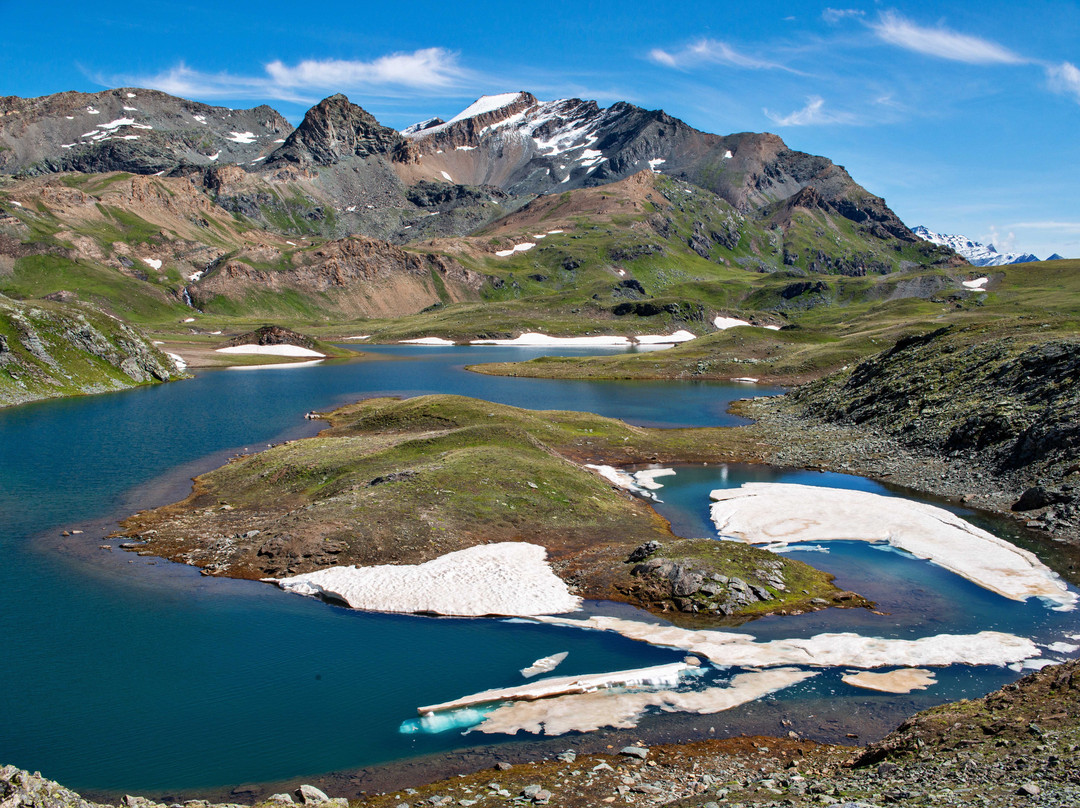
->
[266,94,407,166]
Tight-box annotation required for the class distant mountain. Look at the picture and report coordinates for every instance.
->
[0,88,293,176]
[912,226,1040,266]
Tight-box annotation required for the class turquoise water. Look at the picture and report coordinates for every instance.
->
[0,346,1075,794]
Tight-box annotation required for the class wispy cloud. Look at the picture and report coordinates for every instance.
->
[1046,61,1080,103]
[649,39,795,72]
[764,95,857,126]
[869,11,1026,65]
[114,48,473,105]
[822,8,864,24]
[1007,221,1080,232]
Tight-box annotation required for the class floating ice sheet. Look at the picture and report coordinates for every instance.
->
[709,483,1076,609]
[842,668,937,693]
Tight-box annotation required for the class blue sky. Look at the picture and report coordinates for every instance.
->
[3,0,1078,257]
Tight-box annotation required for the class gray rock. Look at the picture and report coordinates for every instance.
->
[626,540,661,562]
[620,745,649,760]
[296,785,329,805]
[266,796,294,804]
[1018,782,1041,796]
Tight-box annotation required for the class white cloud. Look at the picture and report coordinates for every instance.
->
[870,11,1026,65]
[1047,61,1080,103]
[823,8,865,24]
[118,48,470,104]
[649,39,795,72]
[764,95,856,126]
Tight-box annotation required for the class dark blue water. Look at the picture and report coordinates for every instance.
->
[0,346,1075,794]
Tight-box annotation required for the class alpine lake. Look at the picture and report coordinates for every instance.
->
[2,344,1077,798]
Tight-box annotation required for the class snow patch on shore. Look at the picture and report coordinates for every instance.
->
[635,330,696,345]
[585,464,675,498]
[216,344,325,357]
[399,337,455,346]
[164,352,187,372]
[708,484,1077,610]
[270,542,581,617]
[471,333,631,347]
[962,277,990,289]
[227,360,324,371]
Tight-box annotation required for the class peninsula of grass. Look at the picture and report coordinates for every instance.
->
[118,394,851,621]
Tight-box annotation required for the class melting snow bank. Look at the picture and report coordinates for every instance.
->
[164,352,187,372]
[470,331,696,347]
[713,316,782,331]
[418,662,690,715]
[709,484,1077,610]
[584,464,675,499]
[962,277,990,289]
[467,667,817,736]
[227,360,324,371]
[399,337,456,346]
[269,542,581,617]
[472,333,631,347]
[532,615,1040,669]
[215,344,325,358]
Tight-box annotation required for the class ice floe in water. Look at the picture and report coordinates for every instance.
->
[842,668,937,693]
[533,615,1040,669]
[521,651,568,678]
[708,483,1077,610]
[270,542,581,617]
[470,667,817,736]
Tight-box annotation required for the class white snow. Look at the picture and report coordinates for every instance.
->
[182,317,196,323]
[709,484,1077,609]
[714,316,752,330]
[470,667,816,736]
[635,330,696,345]
[250,157,266,163]
[227,359,324,371]
[345,206,356,212]
[535,614,1041,670]
[648,158,666,172]
[440,171,453,182]
[206,151,221,161]
[521,651,569,678]
[216,344,325,358]
[226,131,257,144]
[65,116,74,120]
[193,115,207,124]
[187,271,204,282]
[399,337,456,346]
[141,258,162,270]
[471,333,631,347]
[455,145,476,151]
[421,662,689,714]
[962,277,990,289]
[164,352,188,372]
[584,464,675,498]
[9,201,22,207]
[723,150,733,159]
[274,139,286,143]
[842,668,936,693]
[1044,641,1080,653]
[125,92,136,98]
[122,106,138,112]
[547,229,564,234]
[342,335,371,340]
[494,242,537,257]
[764,324,782,331]
[86,107,100,115]
[578,149,606,168]
[271,542,581,617]
[97,117,137,131]
[732,377,759,383]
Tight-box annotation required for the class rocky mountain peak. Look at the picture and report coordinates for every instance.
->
[267,94,406,166]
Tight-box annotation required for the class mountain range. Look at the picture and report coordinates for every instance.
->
[912,225,1056,266]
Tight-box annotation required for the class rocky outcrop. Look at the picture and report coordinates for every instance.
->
[266,94,406,167]
[0,294,180,407]
[224,325,319,350]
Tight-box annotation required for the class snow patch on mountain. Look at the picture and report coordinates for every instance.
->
[913,226,1040,266]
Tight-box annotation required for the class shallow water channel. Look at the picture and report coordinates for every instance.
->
[0,344,1076,796]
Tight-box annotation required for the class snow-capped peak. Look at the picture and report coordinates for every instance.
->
[404,92,531,137]
[913,225,1040,267]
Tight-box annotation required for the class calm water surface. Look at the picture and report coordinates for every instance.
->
[0,345,1074,794]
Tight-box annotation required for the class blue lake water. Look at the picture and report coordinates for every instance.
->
[0,345,1076,795]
